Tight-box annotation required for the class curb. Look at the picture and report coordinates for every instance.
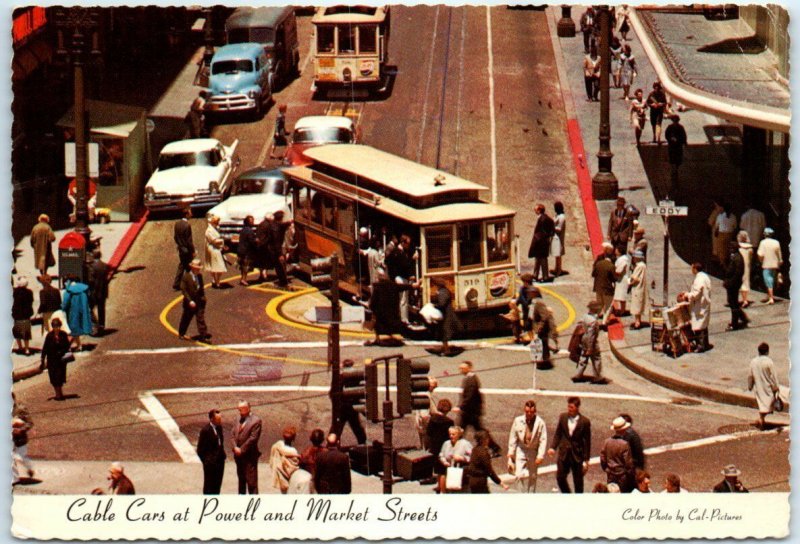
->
[12,364,42,383]
[106,209,149,279]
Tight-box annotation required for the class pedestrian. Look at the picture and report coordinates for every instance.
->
[662,473,688,493]
[369,270,405,345]
[619,413,645,470]
[682,262,712,352]
[196,408,226,494]
[506,273,534,343]
[37,274,61,335]
[592,482,609,493]
[579,7,596,53]
[455,361,501,457]
[254,213,272,281]
[714,202,738,268]
[619,44,638,100]
[631,470,652,493]
[607,197,634,254]
[186,90,207,138]
[612,246,631,317]
[646,81,668,144]
[740,203,766,251]
[314,433,352,495]
[466,431,509,494]
[386,234,415,322]
[88,249,109,336]
[665,114,687,196]
[713,464,749,493]
[107,462,135,494]
[548,396,592,494]
[529,286,558,367]
[30,214,56,276]
[737,231,753,308]
[617,4,631,40]
[632,225,648,262]
[282,220,299,273]
[294,428,326,493]
[723,241,749,330]
[427,399,455,490]
[572,301,604,383]
[12,276,34,356]
[708,199,725,264]
[268,210,291,287]
[62,277,92,352]
[600,417,635,492]
[40,317,71,401]
[205,214,227,288]
[528,203,555,282]
[747,342,780,430]
[414,377,439,451]
[757,227,782,304]
[551,201,567,277]
[592,243,616,324]
[178,259,211,343]
[232,400,262,495]
[331,359,367,445]
[432,277,461,355]
[438,426,472,493]
[269,425,301,494]
[627,250,649,329]
[582,44,601,102]
[272,103,289,153]
[173,206,195,291]
[629,88,647,145]
[238,215,257,286]
[610,35,623,88]
[12,411,34,484]
[507,400,548,493]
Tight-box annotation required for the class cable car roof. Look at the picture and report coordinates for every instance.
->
[312,6,388,24]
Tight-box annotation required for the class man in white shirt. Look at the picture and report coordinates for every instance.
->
[507,400,548,493]
[757,227,782,304]
[682,262,712,352]
[740,205,766,250]
[713,203,737,267]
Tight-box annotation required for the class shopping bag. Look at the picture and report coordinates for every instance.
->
[419,303,443,324]
[773,391,785,412]
[529,337,543,363]
[445,466,464,491]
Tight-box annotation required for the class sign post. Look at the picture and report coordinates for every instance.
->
[645,200,688,306]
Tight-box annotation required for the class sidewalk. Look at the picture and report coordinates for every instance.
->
[549,6,790,408]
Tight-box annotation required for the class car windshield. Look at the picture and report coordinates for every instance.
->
[231,176,286,196]
[211,59,254,75]
[292,127,354,144]
[158,150,219,170]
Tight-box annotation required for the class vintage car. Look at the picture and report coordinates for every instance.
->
[144,138,239,213]
[283,115,357,166]
[209,167,291,245]
[205,43,272,118]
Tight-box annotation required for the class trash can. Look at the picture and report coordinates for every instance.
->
[58,232,86,286]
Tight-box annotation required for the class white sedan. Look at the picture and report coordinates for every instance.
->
[144,138,239,213]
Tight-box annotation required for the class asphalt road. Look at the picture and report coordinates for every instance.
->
[12,7,789,494]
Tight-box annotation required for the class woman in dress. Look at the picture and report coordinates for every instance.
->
[735,231,753,308]
[466,431,509,494]
[12,276,34,356]
[551,201,567,277]
[619,44,637,100]
[628,250,649,329]
[205,214,227,288]
[610,35,623,88]
[41,317,71,401]
[62,277,92,351]
[438,426,472,494]
[238,215,256,286]
[629,88,648,146]
[612,246,631,317]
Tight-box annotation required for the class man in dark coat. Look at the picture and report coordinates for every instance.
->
[179,259,210,342]
[231,400,262,495]
[432,277,461,355]
[314,434,352,494]
[592,243,617,324]
[268,211,290,287]
[607,197,634,254]
[88,249,109,335]
[600,417,635,492]
[713,464,749,493]
[173,206,195,290]
[619,413,645,470]
[548,396,592,493]
[255,214,273,280]
[457,361,501,456]
[528,204,555,282]
[197,408,226,494]
[665,114,687,196]
[724,241,749,330]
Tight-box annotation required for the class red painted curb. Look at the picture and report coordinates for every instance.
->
[106,210,149,279]
[566,118,604,257]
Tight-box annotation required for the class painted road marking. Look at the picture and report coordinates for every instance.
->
[140,384,775,463]
[486,6,498,204]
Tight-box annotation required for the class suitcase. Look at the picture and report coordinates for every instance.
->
[395,449,434,481]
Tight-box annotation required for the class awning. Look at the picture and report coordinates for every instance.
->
[629,8,790,133]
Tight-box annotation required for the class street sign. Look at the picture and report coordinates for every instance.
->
[646,204,688,216]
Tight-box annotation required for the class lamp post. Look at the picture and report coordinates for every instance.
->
[54,7,101,247]
[557,5,576,38]
[591,5,619,201]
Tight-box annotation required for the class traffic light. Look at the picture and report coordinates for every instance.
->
[310,257,333,285]
[341,361,380,422]
[396,358,430,415]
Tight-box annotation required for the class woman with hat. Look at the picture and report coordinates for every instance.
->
[41,317,71,401]
[204,214,227,288]
[627,250,649,330]
[62,276,92,352]
[12,276,34,355]
[37,274,62,335]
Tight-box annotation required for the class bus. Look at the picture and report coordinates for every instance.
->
[311,5,390,89]
[282,144,517,334]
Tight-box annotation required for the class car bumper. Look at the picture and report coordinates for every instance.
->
[144,194,224,211]
[205,96,258,113]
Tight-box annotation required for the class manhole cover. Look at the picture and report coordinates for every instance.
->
[670,397,702,406]
[717,423,757,434]
[232,357,284,381]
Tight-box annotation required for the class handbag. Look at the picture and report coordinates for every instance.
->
[773,391,785,412]
[419,303,443,324]
[61,351,76,364]
[445,465,464,491]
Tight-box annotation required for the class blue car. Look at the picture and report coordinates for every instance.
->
[205,43,272,117]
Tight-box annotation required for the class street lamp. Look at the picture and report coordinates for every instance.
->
[557,5,576,38]
[53,7,101,247]
[591,5,619,201]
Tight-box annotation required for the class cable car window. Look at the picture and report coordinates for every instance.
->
[317,26,335,53]
[338,24,356,53]
[458,223,482,268]
[425,226,452,271]
[487,220,511,264]
[358,25,376,53]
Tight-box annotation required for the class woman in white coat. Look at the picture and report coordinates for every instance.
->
[737,231,753,308]
[628,250,649,329]
[551,201,567,277]
[747,342,780,429]
[204,214,227,288]
[682,262,712,352]
[612,246,631,316]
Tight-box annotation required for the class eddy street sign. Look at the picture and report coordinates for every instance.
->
[646,200,688,217]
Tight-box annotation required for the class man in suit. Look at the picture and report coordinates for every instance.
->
[173,206,195,290]
[592,243,616,325]
[231,400,262,494]
[197,408,226,494]
[456,361,501,456]
[528,204,555,282]
[179,259,210,343]
[548,396,592,493]
[713,464,748,493]
[88,249,109,336]
[314,433,352,494]
[607,197,634,254]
